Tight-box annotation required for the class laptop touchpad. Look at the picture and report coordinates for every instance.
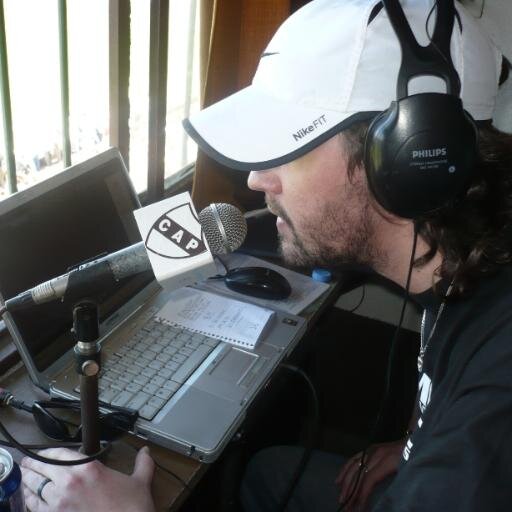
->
[191,346,267,402]
[210,347,257,382]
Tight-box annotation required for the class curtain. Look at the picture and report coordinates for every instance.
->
[191,0,292,211]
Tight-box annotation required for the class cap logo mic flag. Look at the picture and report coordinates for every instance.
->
[146,203,207,258]
[134,192,216,290]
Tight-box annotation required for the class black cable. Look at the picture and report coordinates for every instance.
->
[371,228,418,436]
[347,285,366,314]
[154,459,192,494]
[477,0,486,19]
[0,417,111,465]
[0,440,83,450]
[337,447,370,512]
[277,363,320,512]
[2,421,190,489]
[0,305,6,317]
[425,0,453,72]
[336,227,419,511]
[122,442,192,492]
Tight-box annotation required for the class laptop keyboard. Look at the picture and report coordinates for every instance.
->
[76,318,220,420]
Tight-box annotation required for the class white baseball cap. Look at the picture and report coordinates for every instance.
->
[183,0,502,171]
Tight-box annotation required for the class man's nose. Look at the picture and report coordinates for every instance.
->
[247,169,281,194]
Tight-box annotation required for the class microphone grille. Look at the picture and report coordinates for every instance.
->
[199,203,247,255]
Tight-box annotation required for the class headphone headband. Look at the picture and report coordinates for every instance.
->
[382,0,461,98]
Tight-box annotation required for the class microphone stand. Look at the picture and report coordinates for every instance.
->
[72,300,101,455]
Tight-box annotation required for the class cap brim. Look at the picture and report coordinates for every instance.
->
[184,85,378,171]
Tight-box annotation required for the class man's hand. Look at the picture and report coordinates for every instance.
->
[335,439,405,511]
[20,446,155,512]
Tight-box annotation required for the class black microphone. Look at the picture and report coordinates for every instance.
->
[3,203,247,312]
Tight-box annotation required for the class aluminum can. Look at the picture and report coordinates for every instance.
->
[0,448,25,511]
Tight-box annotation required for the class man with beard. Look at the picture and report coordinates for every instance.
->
[182,0,512,510]
[18,0,512,511]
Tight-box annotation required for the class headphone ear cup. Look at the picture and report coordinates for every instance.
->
[364,94,478,219]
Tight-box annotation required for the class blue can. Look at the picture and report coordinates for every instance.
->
[0,448,25,511]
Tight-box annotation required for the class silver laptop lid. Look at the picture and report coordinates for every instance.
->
[0,148,155,389]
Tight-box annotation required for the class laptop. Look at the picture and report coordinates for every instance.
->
[0,148,306,462]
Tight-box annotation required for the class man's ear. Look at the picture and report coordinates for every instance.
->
[357,166,407,225]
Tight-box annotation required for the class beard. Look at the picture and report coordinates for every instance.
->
[267,184,382,270]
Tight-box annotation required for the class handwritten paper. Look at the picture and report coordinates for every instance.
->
[156,287,275,349]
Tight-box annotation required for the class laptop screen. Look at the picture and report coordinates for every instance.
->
[0,151,154,372]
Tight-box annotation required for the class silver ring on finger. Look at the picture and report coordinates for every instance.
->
[37,477,52,501]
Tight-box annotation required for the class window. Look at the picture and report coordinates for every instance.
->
[0,0,200,198]
[129,0,200,193]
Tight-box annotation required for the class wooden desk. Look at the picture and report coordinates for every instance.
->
[0,280,341,510]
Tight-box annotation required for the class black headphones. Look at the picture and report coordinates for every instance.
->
[364,0,478,219]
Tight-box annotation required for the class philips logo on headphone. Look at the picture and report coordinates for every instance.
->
[412,148,447,159]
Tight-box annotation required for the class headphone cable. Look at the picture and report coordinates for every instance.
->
[277,363,320,512]
[336,225,418,511]
[425,0,453,72]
